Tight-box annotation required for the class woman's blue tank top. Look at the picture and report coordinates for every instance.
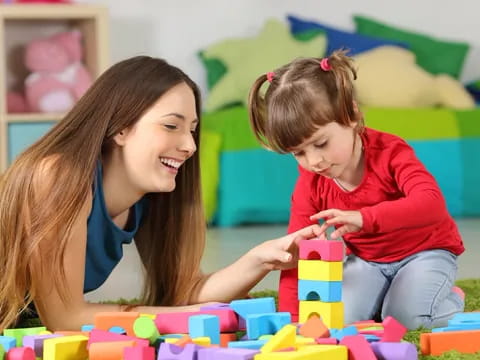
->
[84,163,145,293]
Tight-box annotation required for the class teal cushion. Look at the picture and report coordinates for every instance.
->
[200,130,221,223]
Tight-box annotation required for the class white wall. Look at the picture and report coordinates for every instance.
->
[78,0,479,99]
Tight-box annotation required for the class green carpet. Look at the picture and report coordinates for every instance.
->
[15,279,480,359]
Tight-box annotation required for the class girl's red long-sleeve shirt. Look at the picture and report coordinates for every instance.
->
[280,127,464,321]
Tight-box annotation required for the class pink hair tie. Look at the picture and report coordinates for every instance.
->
[266,71,275,83]
[320,58,331,71]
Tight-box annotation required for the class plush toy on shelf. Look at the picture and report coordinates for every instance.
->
[24,29,92,113]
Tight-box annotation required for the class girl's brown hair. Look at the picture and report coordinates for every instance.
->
[0,56,205,330]
[248,50,363,153]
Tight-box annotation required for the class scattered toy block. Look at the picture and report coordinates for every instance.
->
[43,335,89,360]
[198,347,258,360]
[298,314,329,338]
[380,316,407,342]
[260,324,296,353]
[192,337,211,346]
[133,316,161,344]
[228,339,267,349]
[124,345,155,360]
[81,325,94,332]
[339,335,376,360]
[230,298,276,326]
[220,333,237,347]
[298,260,342,281]
[54,331,90,337]
[87,329,149,348]
[298,280,342,302]
[89,340,136,360]
[189,314,220,345]
[293,336,316,347]
[0,337,17,352]
[332,326,358,341]
[246,313,291,340]
[94,312,140,337]
[299,239,343,261]
[157,343,201,360]
[448,312,480,325]
[371,342,417,360]
[315,337,337,345]
[299,301,344,329]
[3,327,47,347]
[174,335,193,347]
[108,327,126,334]
[420,330,480,356]
[22,334,62,357]
[155,309,238,334]
[6,346,35,360]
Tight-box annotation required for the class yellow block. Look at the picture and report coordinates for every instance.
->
[298,260,343,281]
[192,337,211,346]
[260,324,296,353]
[140,313,156,320]
[164,338,179,344]
[255,345,347,359]
[294,336,316,347]
[43,335,88,360]
[299,301,344,329]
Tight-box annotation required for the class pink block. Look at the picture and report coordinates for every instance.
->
[381,316,407,342]
[155,309,238,334]
[87,329,149,349]
[198,347,258,360]
[315,337,338,345]
[360,330,384,337]
[6,347,35,360]
[299,239,343,261]
[124,346,155,360]
[340,335,377,360]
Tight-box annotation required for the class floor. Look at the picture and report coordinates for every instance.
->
[85,218,480,302]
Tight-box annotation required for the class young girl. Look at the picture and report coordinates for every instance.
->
[0,56,324,331]
[248,51,465,329]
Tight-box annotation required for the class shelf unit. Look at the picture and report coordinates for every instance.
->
[0,4,109,172]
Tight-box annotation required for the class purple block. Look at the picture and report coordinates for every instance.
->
[157,343,202,360]
[198,347,258,360]
[371,342,418,360]
[22,334,62,357]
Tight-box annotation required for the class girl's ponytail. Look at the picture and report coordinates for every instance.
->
[248,74,271,149]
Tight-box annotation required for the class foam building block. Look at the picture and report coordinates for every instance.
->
[200,303,231,311]
[228,339,267,349]
[88,340,136,360]
[298,315,329,338]
[5,346,35,360]
[0,336,16,352]
[339,335,376,360]
[134,316,161,344]
[371,342,418,360]
[94,312,140,337]
[299,301,344,329]
[246,313,291,340]
[87,329,149,348]
[315,337,338,345]
[155,309,238,334]
[420,330,480,356]
[332,326,358,341]
[43,335,89,360]
[22,334,62,357]
[157,343,201,360]
[3,327,47,347]
[298,260,342,281]
[220,333,237,347]
[198,347,259,360]
[433,323,480,332]
[298,239,343,261]
[80,325,94,332]
[260,324,296,353]
[188,314,220,345]
[298,280,342,302]
[124,345,155,360]
[380,316,407,342]
[255,344,347,359]
[230,298,276,330]
[449,312,480,324]
[108,327,126,334]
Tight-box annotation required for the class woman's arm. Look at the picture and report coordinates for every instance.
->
[193,224,323,303]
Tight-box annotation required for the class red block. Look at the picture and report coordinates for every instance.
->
[340,335,376,360]
[124,346,155,360]
[155,309,238,333]
[7,347,35,360]
[299,239,343,261]
[381,316,407,342]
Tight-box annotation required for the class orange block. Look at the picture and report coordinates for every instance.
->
[55,331,90,336]
[420,330,480,356]
[94,312,140,337]
[299,315,330,339]
[220,333,237,347]
[89,340,136,360]
[174,335,193,347]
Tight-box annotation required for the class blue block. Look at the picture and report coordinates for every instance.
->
[332,326,358,341]
[0,336,16,352]
[81,324,94,332]
[188,314,220,345]
[246,312,291,340]
[228,339,267,349]
[362,334,381,343]
[230,297,276,327]
[298,280,342,302]
[449,312,480,324]
[433,323,480,332]
[108,326,126,334]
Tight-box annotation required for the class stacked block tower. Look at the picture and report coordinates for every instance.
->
[298,239,344,329]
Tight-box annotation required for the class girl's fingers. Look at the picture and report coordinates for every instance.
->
[309,209,337,221]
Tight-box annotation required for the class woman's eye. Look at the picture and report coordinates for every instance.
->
[314,141,327,148]
[164,124,178,130]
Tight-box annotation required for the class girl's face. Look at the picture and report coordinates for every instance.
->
[115,82,198,194]
[291,121,360,181]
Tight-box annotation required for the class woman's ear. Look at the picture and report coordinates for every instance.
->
[113,130,128,146]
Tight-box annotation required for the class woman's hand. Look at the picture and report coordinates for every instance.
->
[310,209,363,239]
[249,224,324,271]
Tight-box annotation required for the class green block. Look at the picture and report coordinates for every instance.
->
[364,107,460,140]
[133,316,160,344]
[455,109,480,137]
[3,326,46,347]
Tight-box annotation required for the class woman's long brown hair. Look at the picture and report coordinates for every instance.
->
[0,56,205,330]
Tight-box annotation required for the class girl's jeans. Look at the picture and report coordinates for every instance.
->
[343,249,465,329]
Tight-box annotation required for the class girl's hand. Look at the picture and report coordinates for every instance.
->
[310,209,363,239]
[250,224,324,271]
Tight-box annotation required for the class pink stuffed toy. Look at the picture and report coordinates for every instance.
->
[24,30,92,113]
